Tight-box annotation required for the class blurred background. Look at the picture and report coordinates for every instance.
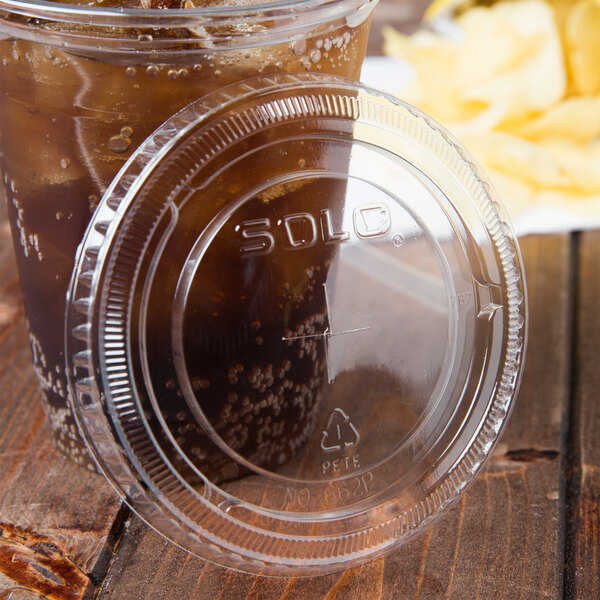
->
[363,0,600,236]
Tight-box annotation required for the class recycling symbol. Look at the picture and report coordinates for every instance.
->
[320,408,360,453]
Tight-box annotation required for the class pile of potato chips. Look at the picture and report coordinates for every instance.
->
[383,0,600,222]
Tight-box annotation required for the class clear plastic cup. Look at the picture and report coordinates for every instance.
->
[0,0,375,467]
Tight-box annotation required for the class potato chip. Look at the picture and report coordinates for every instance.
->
[509,95,600,142]
[382,26,472,123]
[482,165,600,221]
[546,0,579,33]
[461,131,573,189]
[456,1,565,110]
[423,0,463,21]
[464,132,600,192]
[565,0,600,95]
[541,139,600,193]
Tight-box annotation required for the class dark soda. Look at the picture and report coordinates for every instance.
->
[0,0,373,471]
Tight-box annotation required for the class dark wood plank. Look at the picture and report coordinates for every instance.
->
[97,234,569,599]
[564,230,600,598]
[0,203,126,599]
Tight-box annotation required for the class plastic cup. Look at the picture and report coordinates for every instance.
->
[0,0,376,467]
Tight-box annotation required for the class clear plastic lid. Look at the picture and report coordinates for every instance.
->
[66,73,526,576]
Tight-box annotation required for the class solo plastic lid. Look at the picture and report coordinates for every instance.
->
[66,73,526,576]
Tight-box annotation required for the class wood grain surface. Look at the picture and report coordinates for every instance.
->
[564,231,600,598]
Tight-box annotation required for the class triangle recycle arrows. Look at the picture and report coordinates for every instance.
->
[320,408,360,453]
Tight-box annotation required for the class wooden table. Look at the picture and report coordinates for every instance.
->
[1,17,599,599]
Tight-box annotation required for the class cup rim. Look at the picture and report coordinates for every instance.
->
[0,0,376,51]
[0,0,374,25]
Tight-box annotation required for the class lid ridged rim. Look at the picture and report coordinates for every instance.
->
[65,73,527,576]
